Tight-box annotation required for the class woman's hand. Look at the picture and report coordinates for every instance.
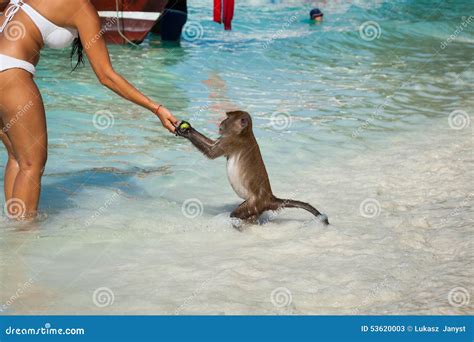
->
[153,105,179,133]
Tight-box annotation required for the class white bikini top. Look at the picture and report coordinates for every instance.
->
[0,0,78,49]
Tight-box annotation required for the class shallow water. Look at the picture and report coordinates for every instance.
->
[0,0,473,314]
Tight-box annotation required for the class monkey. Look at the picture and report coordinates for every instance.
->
[175,111,329,225]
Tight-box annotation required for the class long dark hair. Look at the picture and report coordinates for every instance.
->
[71,37,84,71]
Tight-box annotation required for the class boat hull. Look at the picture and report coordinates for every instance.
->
[91,0,166,44]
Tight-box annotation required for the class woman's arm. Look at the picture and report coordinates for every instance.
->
[70,1,178,132]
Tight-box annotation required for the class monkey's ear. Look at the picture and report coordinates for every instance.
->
[240,117,249,129]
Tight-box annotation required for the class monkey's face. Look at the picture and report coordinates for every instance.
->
[219,111,252,136]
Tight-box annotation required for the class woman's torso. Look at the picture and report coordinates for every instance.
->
[0,0,78,66]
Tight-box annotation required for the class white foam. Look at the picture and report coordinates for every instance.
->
[1,119,471,315]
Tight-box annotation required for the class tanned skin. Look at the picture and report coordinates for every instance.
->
[0,1,8,11]
[176,111,329,225]
[0,0,178,219]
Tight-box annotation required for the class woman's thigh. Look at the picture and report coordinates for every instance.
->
[0,70,47,169]
[0,118,15,157]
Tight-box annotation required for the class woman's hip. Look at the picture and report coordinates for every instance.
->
[0,53,36,75]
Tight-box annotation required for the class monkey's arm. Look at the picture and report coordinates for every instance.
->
[176,122,224,159]
[187,128,225,159]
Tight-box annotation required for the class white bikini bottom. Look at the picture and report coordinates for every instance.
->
[0,53,36,75]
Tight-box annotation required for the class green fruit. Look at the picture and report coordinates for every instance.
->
[180,122,190,129]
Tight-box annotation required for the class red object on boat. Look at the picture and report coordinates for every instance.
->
[213,0,221,24]
[213,0,234,30]
[90,0,166,44]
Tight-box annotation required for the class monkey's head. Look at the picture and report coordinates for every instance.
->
[219,111,252,137]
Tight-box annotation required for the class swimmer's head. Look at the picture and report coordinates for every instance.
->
[310,8,324,21]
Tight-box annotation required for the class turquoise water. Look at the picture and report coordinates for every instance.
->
[0,0,473,314]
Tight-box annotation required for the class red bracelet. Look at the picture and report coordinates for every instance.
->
[154,105,162,114]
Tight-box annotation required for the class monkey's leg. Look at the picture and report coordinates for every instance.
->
[230,201,248,218]
[231,201,262,224]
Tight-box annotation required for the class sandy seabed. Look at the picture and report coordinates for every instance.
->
[1,119,472,315]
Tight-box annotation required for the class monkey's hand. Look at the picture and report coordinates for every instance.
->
[174,122,223,159]
[175,121,193,138]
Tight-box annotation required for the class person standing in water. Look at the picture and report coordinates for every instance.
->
[0,0,179,220]
[310,8,324,22]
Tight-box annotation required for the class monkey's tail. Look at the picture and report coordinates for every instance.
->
[275,198,329,225]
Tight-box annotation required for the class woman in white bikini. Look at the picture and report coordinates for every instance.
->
[0,0,179,220]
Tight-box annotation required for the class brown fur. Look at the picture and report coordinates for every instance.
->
[176,111,328,225]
